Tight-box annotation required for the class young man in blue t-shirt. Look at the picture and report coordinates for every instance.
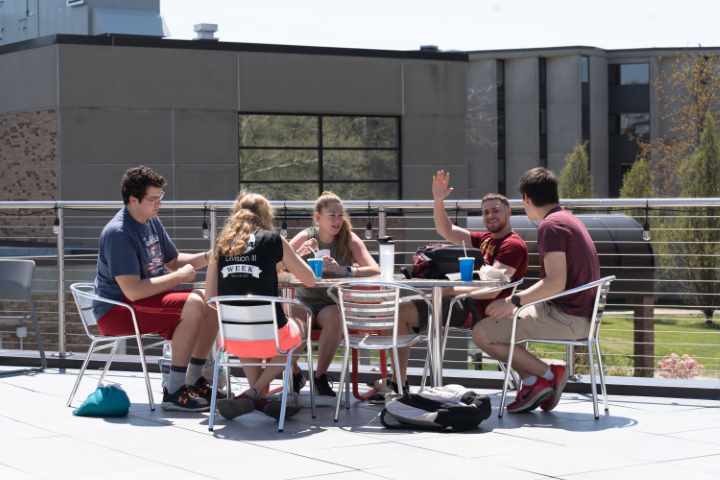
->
[94,166,217,412]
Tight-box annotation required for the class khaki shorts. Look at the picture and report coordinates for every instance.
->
[477,302,590,344]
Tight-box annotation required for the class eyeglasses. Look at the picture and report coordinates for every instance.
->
[144,191,165,203]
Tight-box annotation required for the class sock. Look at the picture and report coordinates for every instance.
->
[186,357,206,385]
[542,368,555,381]
[168,365,188,394]
[523,375,538,386]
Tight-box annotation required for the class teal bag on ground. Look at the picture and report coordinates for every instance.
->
[73,385,130,417]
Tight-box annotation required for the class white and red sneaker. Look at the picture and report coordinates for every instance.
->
[540,364,568,412]
[506,378,553,414]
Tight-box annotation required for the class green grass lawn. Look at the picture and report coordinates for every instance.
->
[515,313,720,378]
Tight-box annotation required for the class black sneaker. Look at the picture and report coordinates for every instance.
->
[388,380,410,395]
[313,373,336,397]
[293,370,307,394]
[189,376,227,402]
[161,385,210,412]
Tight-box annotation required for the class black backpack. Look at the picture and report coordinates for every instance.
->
[402,244,484,280]
[380,385,491,432]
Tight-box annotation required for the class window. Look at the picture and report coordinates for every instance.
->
[580,56,590,83]
[496,60,506,194]
[619,63,649,85]
[538,57,548,167]
[239,114,400,200]
[620,113,650,140]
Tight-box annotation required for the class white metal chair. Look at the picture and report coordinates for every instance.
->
[0,259,47,376]
[207,294,314,433]
[328,281,433,423]
[68,283,160,410]
[499,275,616,419]
[419,278,525,388]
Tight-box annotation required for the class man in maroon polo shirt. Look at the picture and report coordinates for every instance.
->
[482,167,601,414]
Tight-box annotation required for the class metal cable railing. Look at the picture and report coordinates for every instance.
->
[1,198,718,389]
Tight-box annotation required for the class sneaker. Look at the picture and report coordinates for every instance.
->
[161,385,210,412]
[257,398,301,420]
[293,370,307,394]
[540,364,568,412]
[313,373,336,397]
[189,376,227,402]
[217,394,255,420]
[387,380,410,395]
[506,378,553,414]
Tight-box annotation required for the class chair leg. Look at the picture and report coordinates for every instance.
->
[225,362,232,399]
[594,340,609,414]
[30,303,47,370]
[208,352,223,432]
[392,346,404,397]
[98,340,119,387]
[278,352,294,432]
[499,343,516,418]
[135,335,155,411]
[307,340,316,419]
[344,363,351,410]
[67,340,96,407]
[420,349,431,391]
[587,340,599,419]
[334,347,350,423]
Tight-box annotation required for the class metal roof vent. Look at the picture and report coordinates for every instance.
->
[419,45,440,52]
[193,23,218,41]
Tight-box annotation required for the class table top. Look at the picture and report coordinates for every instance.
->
[278,273,506,290]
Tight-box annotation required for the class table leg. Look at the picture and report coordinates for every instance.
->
[432,287,443,387]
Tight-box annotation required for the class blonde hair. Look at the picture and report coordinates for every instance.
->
[314,191,353,264]
[215,192,274,257]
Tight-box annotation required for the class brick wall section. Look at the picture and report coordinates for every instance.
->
[0,110,58,240]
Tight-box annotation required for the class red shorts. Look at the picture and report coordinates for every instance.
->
[97,290,193,340]
[225,318,302,359]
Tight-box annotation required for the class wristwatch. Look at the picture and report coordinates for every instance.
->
[346,265,353,277]
[510,294,522,307]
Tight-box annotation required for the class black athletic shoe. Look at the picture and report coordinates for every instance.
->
[161,385,210,412]
[189,376,227,402]
[293,370,307,394]
[313,373,337,397]
[258,398,301,420]
[217,394,255,420]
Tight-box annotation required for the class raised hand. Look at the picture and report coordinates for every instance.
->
[432,170,454,201]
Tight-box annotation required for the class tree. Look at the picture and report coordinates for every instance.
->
[619,157,653,198]
[672,112,720,325]
[558,142,592,198]
[638,54,720,196]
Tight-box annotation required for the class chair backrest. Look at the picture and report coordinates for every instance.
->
[70,283,102,328]
[589,275,616,339]
[331,281,409,332]
[210,295,282,351]
[0,259,35,301]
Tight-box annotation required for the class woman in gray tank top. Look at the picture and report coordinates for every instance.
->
[289,192,380,396]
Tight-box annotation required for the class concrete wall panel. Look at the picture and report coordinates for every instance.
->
[173,110,238,166]
[506,58,539,189]
[60,108,172,166]
[237,52,403,114]
[59,45,237,109]
[466,59,499,197]
[0,46,57,113]
[590,56,609,196]
[403,61,466,116]
[547,56,581,174]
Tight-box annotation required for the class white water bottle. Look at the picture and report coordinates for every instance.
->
[159,341,172,389]
[378,236,395,281]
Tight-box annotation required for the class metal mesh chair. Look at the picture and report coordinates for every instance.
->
[328,281,433,423]
[67,283,160,410]
[207,294,314,433]
[0,259,46,377]
[419,278,524,388]
[499,275,616,419]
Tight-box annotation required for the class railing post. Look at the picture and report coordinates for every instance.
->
[56,205,66,361]
[209,206,217,247]
[378,207,386,238]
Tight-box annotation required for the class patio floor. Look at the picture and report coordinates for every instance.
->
[1,366,718,480]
